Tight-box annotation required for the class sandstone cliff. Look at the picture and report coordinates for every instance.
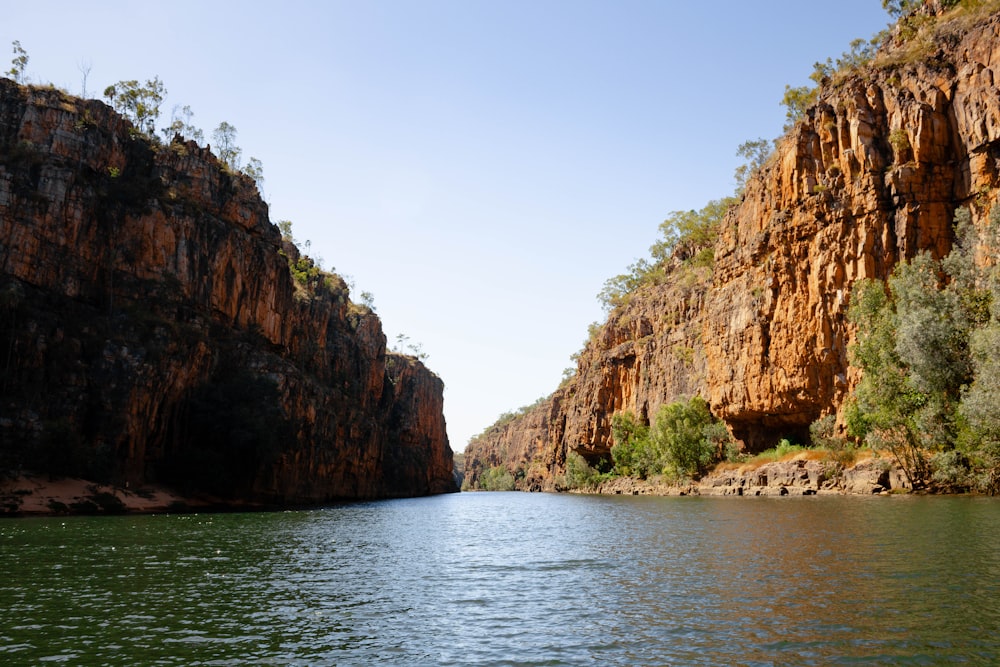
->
[466,3,1000,489]
[0,78,456,502]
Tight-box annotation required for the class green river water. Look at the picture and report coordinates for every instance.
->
[2,492,999,665]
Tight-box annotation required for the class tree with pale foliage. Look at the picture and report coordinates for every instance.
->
[846,205,1000,491]
[242,156,264,192]
[6,40,28,83]
[882,0,919,17]
[162,104,204,144]
[212,121,242,170]
[103,77,166,137]
[734,138,772,193]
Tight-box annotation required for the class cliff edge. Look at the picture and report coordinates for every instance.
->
[0,78,457,505]
[466,3,1000,490]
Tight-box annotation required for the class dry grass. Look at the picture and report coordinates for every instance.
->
[876,0,1000,69]
[713,446,877,474]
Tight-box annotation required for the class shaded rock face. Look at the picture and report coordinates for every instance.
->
[0,79,456,501]
[467,9,1000,487]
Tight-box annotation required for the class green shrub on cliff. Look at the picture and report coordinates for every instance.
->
[6,40,28,84]
[846,204,1000,491]
[103,77,166,138]
[610,411,652,477]
[598,198,733,312]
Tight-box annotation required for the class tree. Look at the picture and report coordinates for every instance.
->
[162,104,204,144]
[103,77,166,137]
[597,258,654,312]
[243,156,264,192]
[734,138,772,193]
[781,85,815,126]
[610,411,652,478]
[845,207,994,486]
[563,451,606,490]
[597,197,732,312]
[650,396,718,478]
[958,205,1000,492]
[478,465,515,491]
[212,121,242,170]
[6,40,28,83]
[77,59,92,98]
[882,0,919,17]
[846,277,928,485]
[277,220,295,243]
[650,197,734,265]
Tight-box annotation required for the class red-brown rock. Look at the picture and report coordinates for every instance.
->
[466,6,1000,489]
[0,79,456,502]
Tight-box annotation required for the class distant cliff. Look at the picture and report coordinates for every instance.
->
[0,78,456,502]
[466,3,1000,490]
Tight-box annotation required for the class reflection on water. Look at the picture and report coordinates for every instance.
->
[2,493,999,665]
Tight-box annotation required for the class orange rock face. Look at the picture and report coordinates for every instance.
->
[467,8,1000,487]
[0,80,456,501]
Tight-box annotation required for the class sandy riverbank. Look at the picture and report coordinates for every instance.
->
[0,473,212,516]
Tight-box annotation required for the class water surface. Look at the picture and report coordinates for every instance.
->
[2,493,999,665]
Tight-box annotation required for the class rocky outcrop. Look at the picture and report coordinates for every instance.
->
[466,5,1000,488]
[0,79,456,502]
[589,455,913,497]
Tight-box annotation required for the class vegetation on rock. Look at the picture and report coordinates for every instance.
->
[608,397,731,481]
[464,0,1000,495]
[0,60,455,502]
[846,206,1000,492]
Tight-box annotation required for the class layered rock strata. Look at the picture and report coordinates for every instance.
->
[0,79,456,502]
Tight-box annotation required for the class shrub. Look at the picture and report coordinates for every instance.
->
[650,396,720,479]
[889,128,911,159]
[598,198,734,312]
[930,449,973,491]
[610,411,651,478]
[564,451,608,490]
[478,465,515,491]
[609,398,730,480]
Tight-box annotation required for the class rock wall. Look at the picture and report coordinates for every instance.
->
[590,455,913,497]
[466,5,1000,488]
[467,266,710,489]
[0,79,456,502]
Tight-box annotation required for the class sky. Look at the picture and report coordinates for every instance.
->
[4,1,894,452]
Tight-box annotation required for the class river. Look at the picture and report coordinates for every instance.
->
[2,492,999,665]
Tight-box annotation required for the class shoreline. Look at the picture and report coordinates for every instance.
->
[0,473,228,517]
[583,452,955,497]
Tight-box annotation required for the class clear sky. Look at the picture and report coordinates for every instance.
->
[4,1,893,452]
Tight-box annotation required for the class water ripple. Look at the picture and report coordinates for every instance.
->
[2,494,1000,664]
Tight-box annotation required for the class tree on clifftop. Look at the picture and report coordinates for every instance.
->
[212,121,242,171]
[6,40,28,83]
[103,77,166,137]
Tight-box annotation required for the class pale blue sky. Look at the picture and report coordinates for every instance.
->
[4,1,892,451]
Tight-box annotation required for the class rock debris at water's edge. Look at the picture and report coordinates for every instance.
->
[584,456,917,497]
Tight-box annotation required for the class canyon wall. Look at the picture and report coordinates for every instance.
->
[466,5,1000,488]
[0,79,456,502]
